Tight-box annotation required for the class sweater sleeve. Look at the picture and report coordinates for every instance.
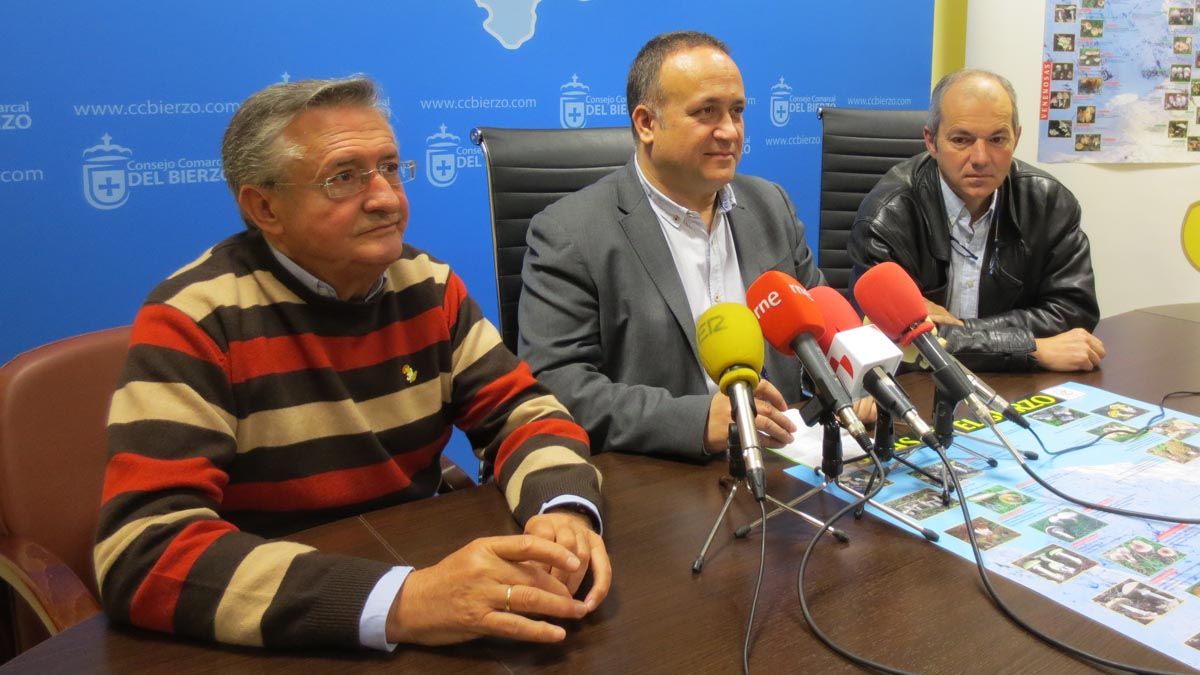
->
[441,271,603,526]
[95,303,393,649]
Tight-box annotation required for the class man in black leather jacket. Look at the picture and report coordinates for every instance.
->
[848,68,1105,372]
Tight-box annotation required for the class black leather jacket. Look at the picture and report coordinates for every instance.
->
[848,153,1099,372]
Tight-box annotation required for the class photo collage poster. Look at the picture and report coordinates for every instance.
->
[1040,0,1200,162]
[786,382,1200,669]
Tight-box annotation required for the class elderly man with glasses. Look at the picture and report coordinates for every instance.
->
[848,68,1104,373]
[95,76,609,653]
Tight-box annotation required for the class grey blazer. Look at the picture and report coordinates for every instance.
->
[518,160,824,460]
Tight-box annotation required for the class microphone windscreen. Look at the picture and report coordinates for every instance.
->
[853,262,931,344]
[808,287,864,350]
[696,302,763,392]
[746,270,824,356]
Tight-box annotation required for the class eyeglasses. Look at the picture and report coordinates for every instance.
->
[948,235,980,262]
[272,159,417,200]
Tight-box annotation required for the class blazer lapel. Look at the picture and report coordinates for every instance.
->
[614,163,702,361]
[727,196,793,389]
[728,200,778,286]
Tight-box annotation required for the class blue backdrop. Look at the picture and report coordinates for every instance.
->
[0,1,933,474]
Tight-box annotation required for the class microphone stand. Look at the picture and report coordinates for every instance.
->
[956,403,1037,471]
[736,395,939,541]
[693,421,849,573]
[856,409,950,519]
[695,423,846,572]
[935,387,1001,467]
[692,423,747,573]
[935,388,1037,464]
[866,409,949,501]
[691,420,849,571]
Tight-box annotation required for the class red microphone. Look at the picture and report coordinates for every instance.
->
[746,271,869,450]
[747,271,823,357]
[809,287,865,344]
[851,261,935,347]
[854,263,1033,433]
[853,262,973,401]
[850,262,1028,459]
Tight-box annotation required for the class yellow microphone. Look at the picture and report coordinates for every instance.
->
[695,303,766,500]
[697,302,764,394]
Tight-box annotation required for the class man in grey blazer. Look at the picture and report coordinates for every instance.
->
[519,31,838,461]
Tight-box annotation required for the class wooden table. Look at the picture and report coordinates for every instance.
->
[5,308,1199,674]
[1141,303,1200,324]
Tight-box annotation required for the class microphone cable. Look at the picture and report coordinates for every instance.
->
[978,390,1200,525]
[927,443,1189,675]
[743,499,767,675]
[1032,390,1200,458]
[795,448,917,674]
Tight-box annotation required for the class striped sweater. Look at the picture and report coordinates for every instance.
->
[95,229,602,649]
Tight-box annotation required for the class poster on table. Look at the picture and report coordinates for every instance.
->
[784,382,1200,669]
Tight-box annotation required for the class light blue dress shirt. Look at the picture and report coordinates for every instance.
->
[937,175,996,320]
[633,157,743,395]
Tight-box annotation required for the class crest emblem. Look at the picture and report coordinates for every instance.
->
[81,133,133,210]
[559,74,590,129]
[771,99,789,127]
[425,124,460,188]
[769,77,793,128]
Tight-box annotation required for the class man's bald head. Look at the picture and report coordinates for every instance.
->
[927,69,1019,138]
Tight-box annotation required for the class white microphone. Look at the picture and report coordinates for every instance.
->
[810,287,945,452]
[825,324,903,399]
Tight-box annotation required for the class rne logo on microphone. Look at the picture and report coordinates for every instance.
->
[750,290,781,319]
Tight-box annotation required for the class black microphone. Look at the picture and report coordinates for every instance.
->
[952,356,1031,429]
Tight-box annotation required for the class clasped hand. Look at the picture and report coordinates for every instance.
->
[387,513,609,646]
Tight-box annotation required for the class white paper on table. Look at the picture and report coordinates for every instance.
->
[766,408,866,468]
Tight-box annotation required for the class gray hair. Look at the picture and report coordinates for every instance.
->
[221,76,388,229]
[626,31,730,139]
[927,68,1019,138]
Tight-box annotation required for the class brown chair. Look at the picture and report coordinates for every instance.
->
[0,326,128,661]
[0,326,472,662]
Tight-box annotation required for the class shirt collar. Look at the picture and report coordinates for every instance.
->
[266,240,387,302]
[937,172,996,228]
[633,155,736,229]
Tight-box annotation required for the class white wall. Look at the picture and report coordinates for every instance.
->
[965,0,1200,317]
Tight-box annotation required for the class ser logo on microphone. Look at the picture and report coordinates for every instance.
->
[696,314,726,344]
